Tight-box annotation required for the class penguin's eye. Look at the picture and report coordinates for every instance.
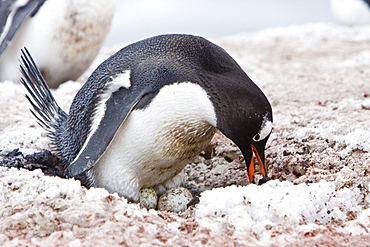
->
[253,133,261,142]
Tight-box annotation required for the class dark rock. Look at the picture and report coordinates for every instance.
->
[0,149,65,177]
[258,177,271,185]
[24,150,65,177]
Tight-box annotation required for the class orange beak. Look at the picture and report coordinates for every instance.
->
[248,145,267,182]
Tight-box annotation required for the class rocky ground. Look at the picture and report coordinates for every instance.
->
[0,23,370,246]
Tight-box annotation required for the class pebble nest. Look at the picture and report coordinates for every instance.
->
[0,23,370,246]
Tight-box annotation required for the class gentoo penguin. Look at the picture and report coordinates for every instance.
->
[0,0,115,88]
[20,34,273,202]
[330,0,370,25]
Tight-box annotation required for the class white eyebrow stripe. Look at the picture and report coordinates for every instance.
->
[255,114,273,142]
[259,119,273,140]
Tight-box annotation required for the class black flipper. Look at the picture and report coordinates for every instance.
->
[364,0,370,9]
[0,0,46,56]
[65,87,148,177]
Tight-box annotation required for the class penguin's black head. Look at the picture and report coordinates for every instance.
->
[224,109,272,184]
[239,111,272,183]
[211,72,273,184]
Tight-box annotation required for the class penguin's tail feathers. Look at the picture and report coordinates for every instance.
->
[19,48,68,146]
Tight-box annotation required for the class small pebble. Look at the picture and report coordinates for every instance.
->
[139,188,158,209]
[258,176,272,185]
[157,187,193,212]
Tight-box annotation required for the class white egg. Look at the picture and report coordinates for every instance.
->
[139,188,158,209]
[157,187,193,212]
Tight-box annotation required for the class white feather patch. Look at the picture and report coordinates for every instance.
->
[71,70,131,164]
[253,113,273,142]
[109,71,131,89]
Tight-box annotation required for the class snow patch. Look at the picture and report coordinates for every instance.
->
[196,180,363,225]
[337,129,370,156]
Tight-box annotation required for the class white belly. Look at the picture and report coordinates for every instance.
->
[90,82,217,201]
[331,0,370,25]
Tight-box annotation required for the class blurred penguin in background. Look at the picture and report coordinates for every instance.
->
[331,0,370,25]
[0,0,115,88]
